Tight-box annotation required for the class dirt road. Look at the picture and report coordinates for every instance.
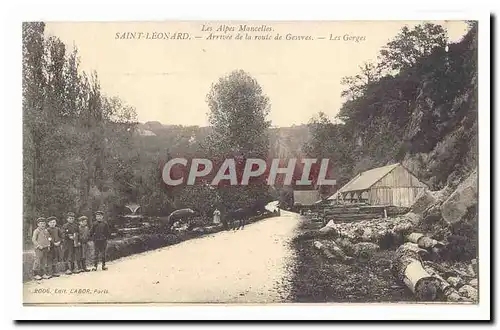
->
[23,212,301,304]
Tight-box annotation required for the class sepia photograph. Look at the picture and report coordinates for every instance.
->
[13,11,490,320]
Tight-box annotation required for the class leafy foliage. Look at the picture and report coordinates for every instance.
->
[23,23,138,240]
[205,70,272,211]
[305,22,477,190]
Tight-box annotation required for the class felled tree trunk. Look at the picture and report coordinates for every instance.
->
[313,241,335,260]
[297,221,339,240]
[319,220,336,234]
[407,232,445,249]
[313,241,352,262]
[394,243,439,301]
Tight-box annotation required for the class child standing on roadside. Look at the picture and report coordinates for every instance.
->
[90,211,110,271]
[32,217,51,280]
[46,216,63,277]
[77,216,91,272]
[62,212,79,274]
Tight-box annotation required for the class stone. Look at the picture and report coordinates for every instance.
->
[441,169,478,224]
[411,189,437,215]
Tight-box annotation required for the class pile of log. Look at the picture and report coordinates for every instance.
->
[319,214,417,246]
[321,205,410,221]
[302,206,478,303]
[392,232,478,302]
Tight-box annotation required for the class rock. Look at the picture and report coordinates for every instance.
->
[375,258,393,269]
[411,189,437,215]
[362,227,375,241]
[319,220,336,233]
[441,169,478,224]
[352,242,379,262]
[381,268,392,277]
[422,204,443,224]
[393,216,418,234]
[470,259,478,275]
[469,278,478,289]
[191,227,206,234]
[444,287,471,302]
[458,284,478,302]
[447,276,465,288]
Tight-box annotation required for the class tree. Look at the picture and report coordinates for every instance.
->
[22,24,138,239]
[340,62,381,100]
[378,23,447,73]
[207,70,271,158]
[22,22,46,239]
[206,70,271,211]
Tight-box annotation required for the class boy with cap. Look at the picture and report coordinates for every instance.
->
[90,210,110,271]
[62,212,79,274]
[31,217,51,280]
[77,215,91,272]
[46,216,63,277]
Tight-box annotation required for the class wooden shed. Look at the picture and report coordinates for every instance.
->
[293,190,321,206]
[331,163,428,207]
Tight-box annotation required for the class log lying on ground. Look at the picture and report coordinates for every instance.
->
[323,213,383,221]
[296,220,339,240]
[319,220,337,233]
[329,215,416,245]
[313,240,353,263]
[394,243,439,301]
[401,242,429,259]
[423,261,474,279]
[406,232,446,249]
[313,241,335,260]
[325,240,353,262]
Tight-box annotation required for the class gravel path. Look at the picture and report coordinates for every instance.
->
[23,211,301,305]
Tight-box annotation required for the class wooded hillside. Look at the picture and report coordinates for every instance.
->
[303,22,478,193]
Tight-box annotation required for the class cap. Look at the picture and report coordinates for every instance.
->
[36,217,46,224]
[78,215,88,221]
[95,210,104,215]
[46,216,57,222]
[67,212,75,217]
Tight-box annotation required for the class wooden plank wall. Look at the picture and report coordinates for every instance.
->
[372,165,427,188]
[369,165,427,207]
[369,187,425,207]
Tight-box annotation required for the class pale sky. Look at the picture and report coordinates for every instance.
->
[45,21,469,127]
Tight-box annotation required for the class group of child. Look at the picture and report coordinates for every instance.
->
[31,210,111,280]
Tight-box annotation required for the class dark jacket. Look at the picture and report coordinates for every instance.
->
[79,225,91,243]
[62,222,79,241]
[47,227,63,245]
[90,221,110,241]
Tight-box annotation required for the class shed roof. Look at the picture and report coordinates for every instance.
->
[337,163,400,193]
